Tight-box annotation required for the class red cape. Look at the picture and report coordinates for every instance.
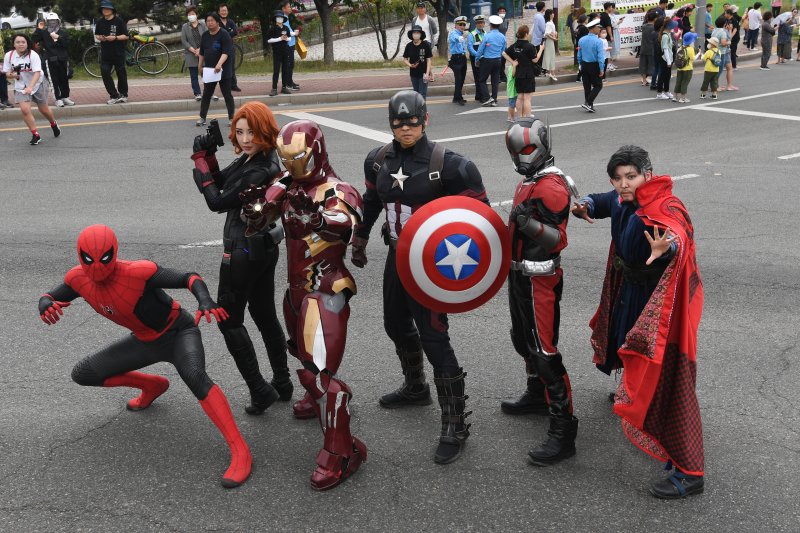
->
[589,175,705,475]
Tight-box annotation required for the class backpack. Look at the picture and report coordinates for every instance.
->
[711,50,722,67]
[675,45,688,68]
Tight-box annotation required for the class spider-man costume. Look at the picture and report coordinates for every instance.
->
[240,120,367,491]
[39,224,252,488]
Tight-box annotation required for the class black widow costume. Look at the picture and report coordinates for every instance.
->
[192,126,292,414]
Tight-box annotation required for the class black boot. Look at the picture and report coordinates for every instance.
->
[528,415,578,466]
[433,368,471,464]
[257,323,293,402]
[379,343,432,408]
[528,373,577,466]
[222,327,279,415]
[650,469,704,499]
[501,375,548,415]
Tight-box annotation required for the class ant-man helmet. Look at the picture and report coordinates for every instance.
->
[506,117,552,176]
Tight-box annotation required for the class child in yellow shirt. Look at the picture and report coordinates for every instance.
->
[700,37,721,100]
[674,33,697,103]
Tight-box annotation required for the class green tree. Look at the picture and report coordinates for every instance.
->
[313,0,345,65]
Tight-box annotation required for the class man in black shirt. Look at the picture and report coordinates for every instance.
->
[218,3,241,91]
[94,0,129,104]
[403,26,433,99]
[353,91,488,465]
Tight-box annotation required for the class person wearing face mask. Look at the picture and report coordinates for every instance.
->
[197,12,235,127]
[353,91,489,465]
[403,25,433,100]
[31,13,73,107]
[190,102,292,415]
[181,6,207,101]
[571,145,705,500]
[94,0,129,105]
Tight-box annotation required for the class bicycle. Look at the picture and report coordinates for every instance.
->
[180,42,244,73]
[83,32,171,78]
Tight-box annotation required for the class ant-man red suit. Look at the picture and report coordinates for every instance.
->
[39,224,251,488]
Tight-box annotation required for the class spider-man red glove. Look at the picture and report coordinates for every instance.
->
[188,275,230,325]
[38,295,71,325]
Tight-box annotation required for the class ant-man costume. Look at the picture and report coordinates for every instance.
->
[39,224,252,488]
[240,120,367,491]
[503,118,579,466]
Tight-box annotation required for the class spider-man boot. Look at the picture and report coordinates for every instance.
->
[103,371,170,411]
[298,368,367,491]
[199,384,253,488]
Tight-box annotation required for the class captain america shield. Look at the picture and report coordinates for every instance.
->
[396,196,511,313]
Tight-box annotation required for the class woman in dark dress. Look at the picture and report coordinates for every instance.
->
[190,101,293,414]
[197,12,235,127]
[503,25,542,119]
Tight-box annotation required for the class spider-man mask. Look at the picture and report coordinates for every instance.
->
[76,225,118,282]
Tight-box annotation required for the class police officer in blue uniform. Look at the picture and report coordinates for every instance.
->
[475,15,507,106]
[448,16,469,105]
[468,15,486,101]
[352,91,488,465]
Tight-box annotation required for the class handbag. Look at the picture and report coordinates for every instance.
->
[295,36,308,59]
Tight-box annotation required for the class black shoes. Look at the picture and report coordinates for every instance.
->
[30,133,41,145]
[528,416,578,466]
[51,122,61,137]
[650,471,704,499]
[269,89,278,96]
[244,384,280,415]
[501,377,549,415]
[290,83,300,90]
[231,85,242,92]
[452,98,466,106]
[270,375,294,401]
[281,87,293,95]
[379,347,433,408]
[379,382,432,408]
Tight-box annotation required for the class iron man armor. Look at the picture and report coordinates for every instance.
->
[240,120,367,491]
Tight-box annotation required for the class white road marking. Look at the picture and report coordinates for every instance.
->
[180,239,223,249]
[778,152,800,160]
[282,111,394,143]
[457,105,545,115]
[671,174,700,181]
[434,87,800,143]
[457,96,657,115]
[490,200,513,208]
[696,107,800,122]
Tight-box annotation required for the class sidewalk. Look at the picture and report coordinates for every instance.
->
[0,23,762,123]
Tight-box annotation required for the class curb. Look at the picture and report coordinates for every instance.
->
[0,69,635,123]
[0,52,761,122]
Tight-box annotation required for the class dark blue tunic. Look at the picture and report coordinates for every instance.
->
[585,190,675,374]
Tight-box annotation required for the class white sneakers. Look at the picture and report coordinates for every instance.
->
[62,98,75,106]
[56,99,64,107]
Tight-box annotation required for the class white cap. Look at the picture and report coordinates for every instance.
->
[586,18,602,29]
[488,15,503,25]
[46,12,60,20]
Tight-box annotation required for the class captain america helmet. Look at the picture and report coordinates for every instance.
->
[505,117,552,176]
[388,90,426,128]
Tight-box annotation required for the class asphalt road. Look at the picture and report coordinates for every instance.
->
[1,59,799,532]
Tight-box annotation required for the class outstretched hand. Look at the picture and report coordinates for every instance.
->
[194,302,230,326]
[40,299,71,325]
[571,201,594,223]
[644,226,676,265]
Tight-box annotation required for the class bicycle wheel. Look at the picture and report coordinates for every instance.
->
[234,43,243,70]
[135,41,170,75]
[82,45,102,78]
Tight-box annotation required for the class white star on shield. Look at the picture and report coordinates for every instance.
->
[391,166,410,190]
[435,237,479,280]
